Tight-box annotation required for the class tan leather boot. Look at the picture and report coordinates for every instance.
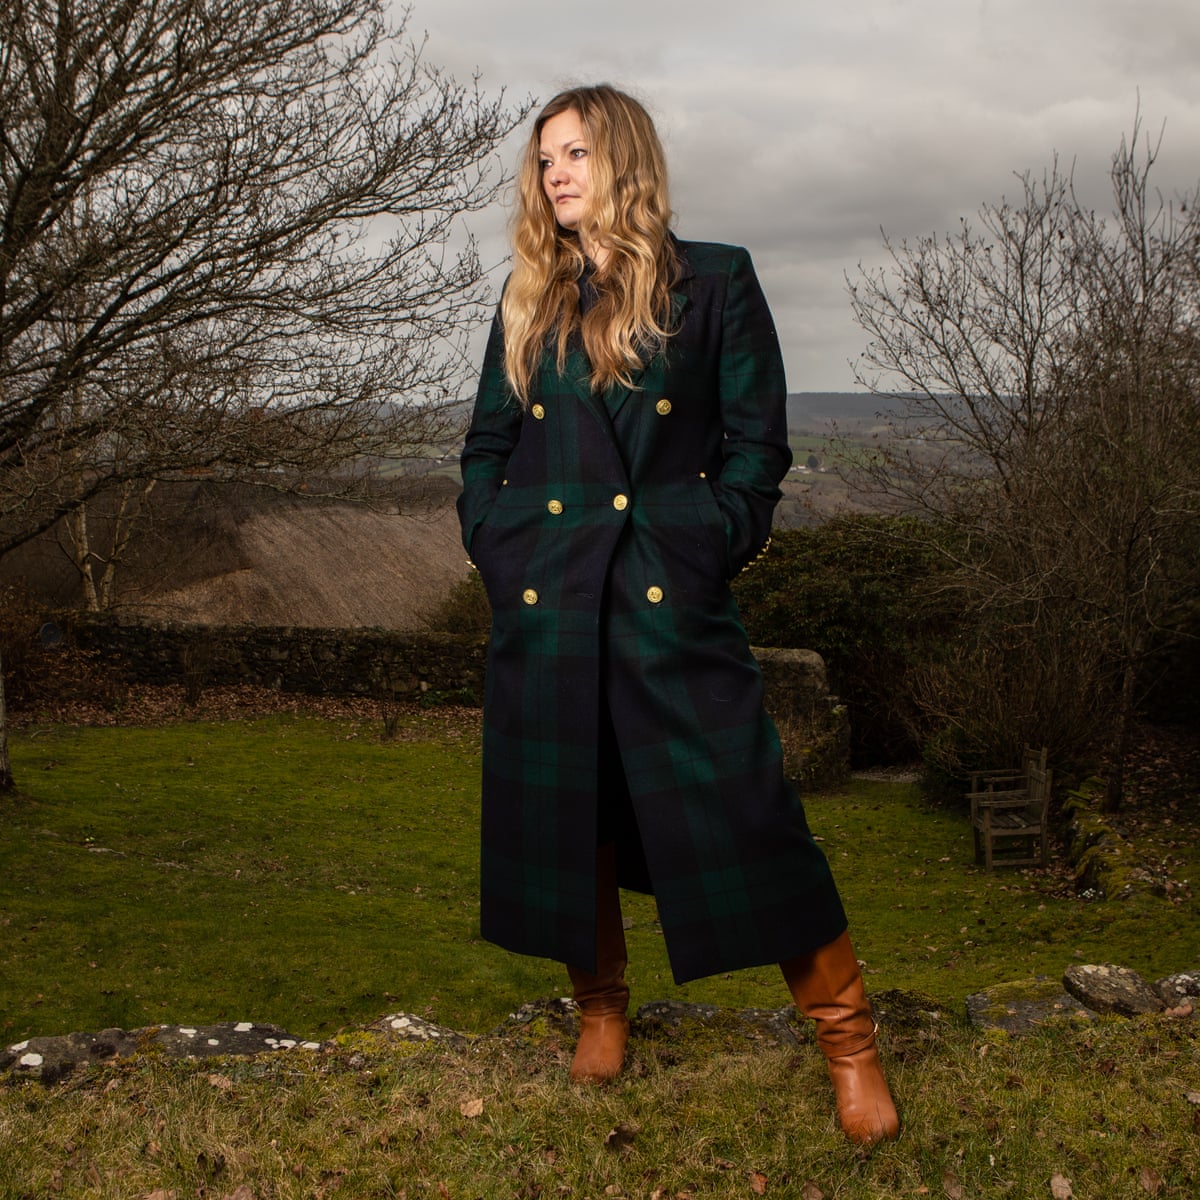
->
[566,842,630,1083]
[781,931,900,1145]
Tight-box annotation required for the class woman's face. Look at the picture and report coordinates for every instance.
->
[539,108,592,232]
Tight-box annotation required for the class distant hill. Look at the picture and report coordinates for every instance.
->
[786,392,902,432]
[1,476,469,631]
[2,396,912,632]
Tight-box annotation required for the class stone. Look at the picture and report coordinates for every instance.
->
[869,988,949,1033]
[1,1022,321,1083]
[1154,970,1200,1011]
[366,1012,467,1047]
[966,978,1094,1033]
[489,996,581,1043]
[634,1000,806,1047]
[1062,963,1164,1017]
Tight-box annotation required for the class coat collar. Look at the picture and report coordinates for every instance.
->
[562,236,694,423]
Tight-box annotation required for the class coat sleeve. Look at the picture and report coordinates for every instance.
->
[457,305,523,556]
[712,247,792,574]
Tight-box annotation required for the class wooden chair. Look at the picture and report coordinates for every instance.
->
[967,746,1052,870]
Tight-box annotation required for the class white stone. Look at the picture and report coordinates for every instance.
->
[19,1053,44,1068]
[278,1039,296,1049]
[207,1039,220,1046]
[234,1022,253,1032]
[178,1028,197,1038]
[302,1042,321,1051]
[10,1041,28,1052]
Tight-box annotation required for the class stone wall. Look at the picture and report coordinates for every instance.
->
[73,617,487,703]
[70,618,848,786]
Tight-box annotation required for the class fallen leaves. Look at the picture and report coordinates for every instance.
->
[458,1097,484,1119]
[1139,1166,1164,1194]
[748,1170,769,1195]
[1050,1173,1074,1199]
[604,1123,638,1151]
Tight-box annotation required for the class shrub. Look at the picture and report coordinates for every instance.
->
[0,586,125,716]
[734,515,959,765]
[422,571,490,636]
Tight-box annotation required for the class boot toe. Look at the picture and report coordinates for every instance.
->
[570,1013,629,1084]
[827,1049,900,1144]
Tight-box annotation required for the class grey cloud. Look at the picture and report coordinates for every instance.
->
[413,0,1200,390]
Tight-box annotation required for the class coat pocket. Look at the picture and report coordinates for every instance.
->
[690,475,734,580]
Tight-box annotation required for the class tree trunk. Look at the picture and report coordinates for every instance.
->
[65,504,101,612]
[1102,657,1139,813]
[0,650,14,794]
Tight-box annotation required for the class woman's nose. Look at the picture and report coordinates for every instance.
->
[546,163,568,186]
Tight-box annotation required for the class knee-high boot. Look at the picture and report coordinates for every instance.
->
[566,842,630,1083]
[781,930,900,1144]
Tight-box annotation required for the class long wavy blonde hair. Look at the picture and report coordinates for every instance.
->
[502,85,680,404]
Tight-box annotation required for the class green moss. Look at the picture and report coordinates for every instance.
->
[972,977,1065,1021]
[1063,778,1140,898]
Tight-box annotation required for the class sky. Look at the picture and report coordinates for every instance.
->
[407,0,1200,392]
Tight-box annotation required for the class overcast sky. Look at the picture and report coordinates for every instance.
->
[409,0,1200,392]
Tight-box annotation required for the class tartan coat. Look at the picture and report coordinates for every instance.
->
[457,240,847,984]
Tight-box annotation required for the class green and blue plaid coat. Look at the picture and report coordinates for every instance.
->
[458,241,847,984]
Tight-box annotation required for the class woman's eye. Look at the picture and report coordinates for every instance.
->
[571,147,587,159]
[539,158,551,170]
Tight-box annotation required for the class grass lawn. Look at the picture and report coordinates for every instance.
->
[3,709,1198,1046]
[2,708,1199,1199]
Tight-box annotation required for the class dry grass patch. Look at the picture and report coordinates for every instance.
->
[1,1016,1197,1199]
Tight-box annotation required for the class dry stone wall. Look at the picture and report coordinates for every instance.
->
[67,621,847,785]
[73,617,487,703]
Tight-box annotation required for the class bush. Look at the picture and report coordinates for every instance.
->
[0,587,125,716]
[422,571,490,636]
[734,515,959,765]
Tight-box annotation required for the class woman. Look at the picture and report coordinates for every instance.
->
[458,85,898,1144]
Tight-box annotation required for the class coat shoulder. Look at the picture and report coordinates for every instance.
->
[673,239,753,279]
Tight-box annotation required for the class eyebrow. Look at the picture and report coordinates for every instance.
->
[539,137,586,157]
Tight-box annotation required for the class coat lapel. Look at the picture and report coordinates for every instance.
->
[550,242,696,430]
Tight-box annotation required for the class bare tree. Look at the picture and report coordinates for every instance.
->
[847,124,1200,806]
[0,648,11,793]
[0,0,526,564]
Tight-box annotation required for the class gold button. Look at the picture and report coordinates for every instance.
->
[655,398,672,415]
[612,493,629,511]
[531,403,546,420]
[522,588,539,605]
[547,499,564,515]
[698,471,707,479]
[646,586,664,604]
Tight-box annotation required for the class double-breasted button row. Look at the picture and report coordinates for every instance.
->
[520,585,664,606]
[545,497,630,515]
[539,495,630,515]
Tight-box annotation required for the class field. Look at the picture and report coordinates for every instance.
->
[2,706,1199,1199]
[4,708,1197,1044]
